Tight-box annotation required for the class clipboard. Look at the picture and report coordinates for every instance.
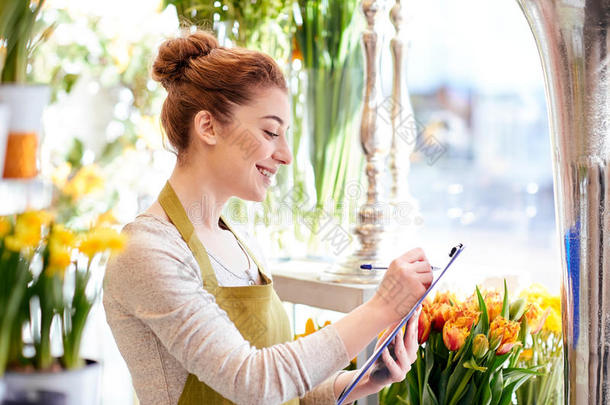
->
[336,243,465,405]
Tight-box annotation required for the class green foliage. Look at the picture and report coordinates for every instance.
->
[0,0,55,83]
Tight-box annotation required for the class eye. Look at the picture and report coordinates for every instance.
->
[263,130,279,138]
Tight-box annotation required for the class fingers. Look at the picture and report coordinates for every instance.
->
[403,310,419,361]
[381,342,403,380]
[400,247,427,263]
[418,271,434,288]
[411,261,432,274]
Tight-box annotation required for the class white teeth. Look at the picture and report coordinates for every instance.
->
[257,166,273,178]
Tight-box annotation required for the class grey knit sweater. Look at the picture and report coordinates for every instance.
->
[102,214,351,405]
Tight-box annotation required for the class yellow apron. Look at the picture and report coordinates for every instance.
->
[158,182,300,405]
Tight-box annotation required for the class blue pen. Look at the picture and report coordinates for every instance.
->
[360,264,442,271]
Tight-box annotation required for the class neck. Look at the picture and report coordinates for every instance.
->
[167,161,228,233]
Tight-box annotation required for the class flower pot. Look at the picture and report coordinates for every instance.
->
[0,378,5,403]
[3,360,101,405]
[0,84,50,179]
[0,105,9,177]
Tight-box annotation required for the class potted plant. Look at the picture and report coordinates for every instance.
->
[0,0,54,179]
[0,211,126,405]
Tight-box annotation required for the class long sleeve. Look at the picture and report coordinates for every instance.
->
[103,217,351,405]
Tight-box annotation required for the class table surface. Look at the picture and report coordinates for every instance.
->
[270,258,380,405]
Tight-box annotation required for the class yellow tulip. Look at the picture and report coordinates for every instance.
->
[472,334,489,359]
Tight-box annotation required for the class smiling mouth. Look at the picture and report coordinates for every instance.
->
[256,165,274,179]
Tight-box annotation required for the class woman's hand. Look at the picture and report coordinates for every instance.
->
[363,307,420,389]
[370,248,433,326]
[333,310,421,404]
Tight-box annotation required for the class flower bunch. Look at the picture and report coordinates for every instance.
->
[0,210,126,374]
[380,281,550,405]
[515,285,563,404]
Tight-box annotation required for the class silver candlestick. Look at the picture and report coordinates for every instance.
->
[323,0,393,283]
[516,0,610,403]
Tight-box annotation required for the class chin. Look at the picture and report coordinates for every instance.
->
[237,189,267,203]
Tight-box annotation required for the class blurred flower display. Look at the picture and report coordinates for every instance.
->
[0,210,126,375]
[379,281,561,405]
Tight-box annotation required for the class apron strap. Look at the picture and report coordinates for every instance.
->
[219,214,272,284]
[158,181,219,288]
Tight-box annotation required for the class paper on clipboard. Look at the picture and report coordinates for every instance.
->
[336,244,465,405]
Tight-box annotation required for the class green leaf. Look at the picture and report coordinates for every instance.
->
[490,371,503,405]
[498,375,533,405]
[457,383,476,405]
[463,358,487,373]
[475,286,489,334]
[439,367,450,404]
[422,383,439,405]
[65,138,84,169]
[501,279,510,319]
[480,380,492,405]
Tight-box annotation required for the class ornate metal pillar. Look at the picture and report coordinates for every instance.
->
[516,0,610,403]
[324,0,392,283]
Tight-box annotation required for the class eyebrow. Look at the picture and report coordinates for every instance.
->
[261,115,290,129]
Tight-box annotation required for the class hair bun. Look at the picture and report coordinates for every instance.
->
[152,31,219,88]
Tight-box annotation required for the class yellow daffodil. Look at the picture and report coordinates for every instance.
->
[95,209,118,227]
[0,216,11,238]
[46,224,76,278]
[78,227,126,260]
[51,161,72,189]
[63,165,105,200]
[4,211,53,253]
[47,242,72,278]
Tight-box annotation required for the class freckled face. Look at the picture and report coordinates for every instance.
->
[213,87,293,202]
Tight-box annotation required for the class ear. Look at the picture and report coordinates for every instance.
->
[192,110,218,146]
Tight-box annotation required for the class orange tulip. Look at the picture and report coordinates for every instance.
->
[443,320,469,351]
[450,306,480,330]
[524,302,551,334]
[430,302,453,331]
[465,290,503,322]
[489,316,521,355]
[484,291,504,322]
[433,291,458,306]
[418,309,432,344]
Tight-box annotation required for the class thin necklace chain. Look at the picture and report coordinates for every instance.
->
[206,235,255,283]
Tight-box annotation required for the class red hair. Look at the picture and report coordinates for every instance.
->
[152,30,288,158]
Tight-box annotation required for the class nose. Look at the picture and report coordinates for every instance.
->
[272,134,293,165]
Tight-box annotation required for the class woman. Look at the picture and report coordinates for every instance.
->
[103,30,433,405]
